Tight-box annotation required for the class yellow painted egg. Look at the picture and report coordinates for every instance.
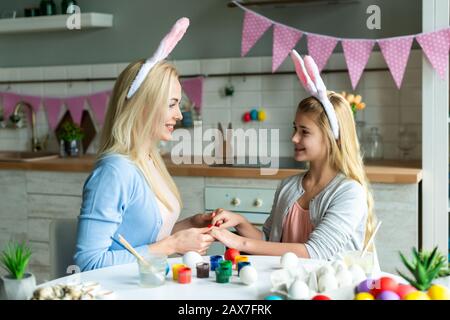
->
[354,292,374,300]
[258,110,266,122]
[427,284,450,300]
[404,291,431,300]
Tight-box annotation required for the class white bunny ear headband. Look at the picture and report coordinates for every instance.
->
[290,50,339,140]
[126,17,190,99]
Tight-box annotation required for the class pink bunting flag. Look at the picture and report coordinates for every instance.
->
[416,29,450,80]
[64,96,85,125]
[241,10,272,57]
[181,77,203,113]
[342,39,375,89]
[307,34,339,73]
[43,98,63,131]
[1,92,21,120]
[272,24,302,72]
[20,94,42,126]
[87,91,109,126]
[378,36,414,89]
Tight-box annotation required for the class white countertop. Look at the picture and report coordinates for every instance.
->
[37,255,398,300]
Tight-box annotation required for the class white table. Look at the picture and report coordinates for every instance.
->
[39,256,399,300]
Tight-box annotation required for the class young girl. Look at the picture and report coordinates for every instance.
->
[74,18,215,271]
[209,52,376,261]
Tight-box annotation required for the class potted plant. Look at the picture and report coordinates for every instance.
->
[58,121,85,157]
[397,246,450,299]
[0,241,35,300]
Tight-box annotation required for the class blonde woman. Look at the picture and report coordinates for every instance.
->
[209,53,376,261]
[74,18,215,271]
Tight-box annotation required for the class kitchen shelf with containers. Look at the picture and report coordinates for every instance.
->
[0,13,113,34]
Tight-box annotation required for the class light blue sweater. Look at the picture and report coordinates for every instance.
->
[74,153,162,271]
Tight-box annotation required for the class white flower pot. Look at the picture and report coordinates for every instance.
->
[1,273,36,300]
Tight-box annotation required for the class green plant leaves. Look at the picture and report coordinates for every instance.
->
[397,246,447,291]
[0,241,32,279]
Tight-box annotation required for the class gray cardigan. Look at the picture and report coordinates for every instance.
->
[263,172,368,260]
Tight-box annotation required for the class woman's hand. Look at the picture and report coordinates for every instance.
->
[189,212,215,228]
[208,227,243,251]
[211,208,246,229]
[170,227,215,255]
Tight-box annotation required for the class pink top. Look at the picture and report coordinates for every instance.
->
[147,158,180,241]
[281,201,315,243]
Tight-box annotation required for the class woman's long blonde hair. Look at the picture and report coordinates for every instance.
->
[98,60,182,211]
[297,93,376,248]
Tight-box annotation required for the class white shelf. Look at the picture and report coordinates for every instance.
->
[0,13,113,34]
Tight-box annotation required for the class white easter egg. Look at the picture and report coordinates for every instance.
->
[335,268,353,288]
[331,260,347,273]
[240,265,258,285]
[288,279,310,300]
[307,271,318,293]
[280,252,298,269]
[183,251,203,268]
[348,264,366,284]
[318,273,338,293]
[316,264,335,278]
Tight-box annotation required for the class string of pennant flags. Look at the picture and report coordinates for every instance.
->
[236,1,450,89]
[0,77,203,131]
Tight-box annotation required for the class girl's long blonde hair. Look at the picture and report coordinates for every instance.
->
[297,93,376,248]
[98,60,182,211]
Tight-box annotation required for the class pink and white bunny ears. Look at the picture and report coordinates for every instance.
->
[290,50,340,140]
[126,17,190,99]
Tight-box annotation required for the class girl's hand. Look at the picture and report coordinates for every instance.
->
[190,212,215,228]
[211,208,245,229]
[208,227,242,251]
[171,227,215,255]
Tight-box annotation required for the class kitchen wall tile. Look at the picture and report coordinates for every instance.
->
[91,64,118,78]
[203,76,228,93]
[363,105,399,125]
[402,68,421,87]
[201,58,231,75]
[400,87,422,107]
[326,72,357,92]
[260,106,297,125]
[400,106,421,124]
[0,68,20,81]
[262,91,294,108]
[364,88,400,107]
[66,82,91,96]
[262,75,294,91]
[261,56,295,73]
[230,57,261,73]
[116,63,129,75]
[91,81,114,93]
[230,75,261,92]
[173,59,201,75]
[18,67,43,81]
[231,91,261,108]
[43,66,67,80]
[66,65,92,79]
[202,107,231,125]
[203,92,230,108]
[363,71,396,89]
[408,50,423,68]
[43,83,68,96]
